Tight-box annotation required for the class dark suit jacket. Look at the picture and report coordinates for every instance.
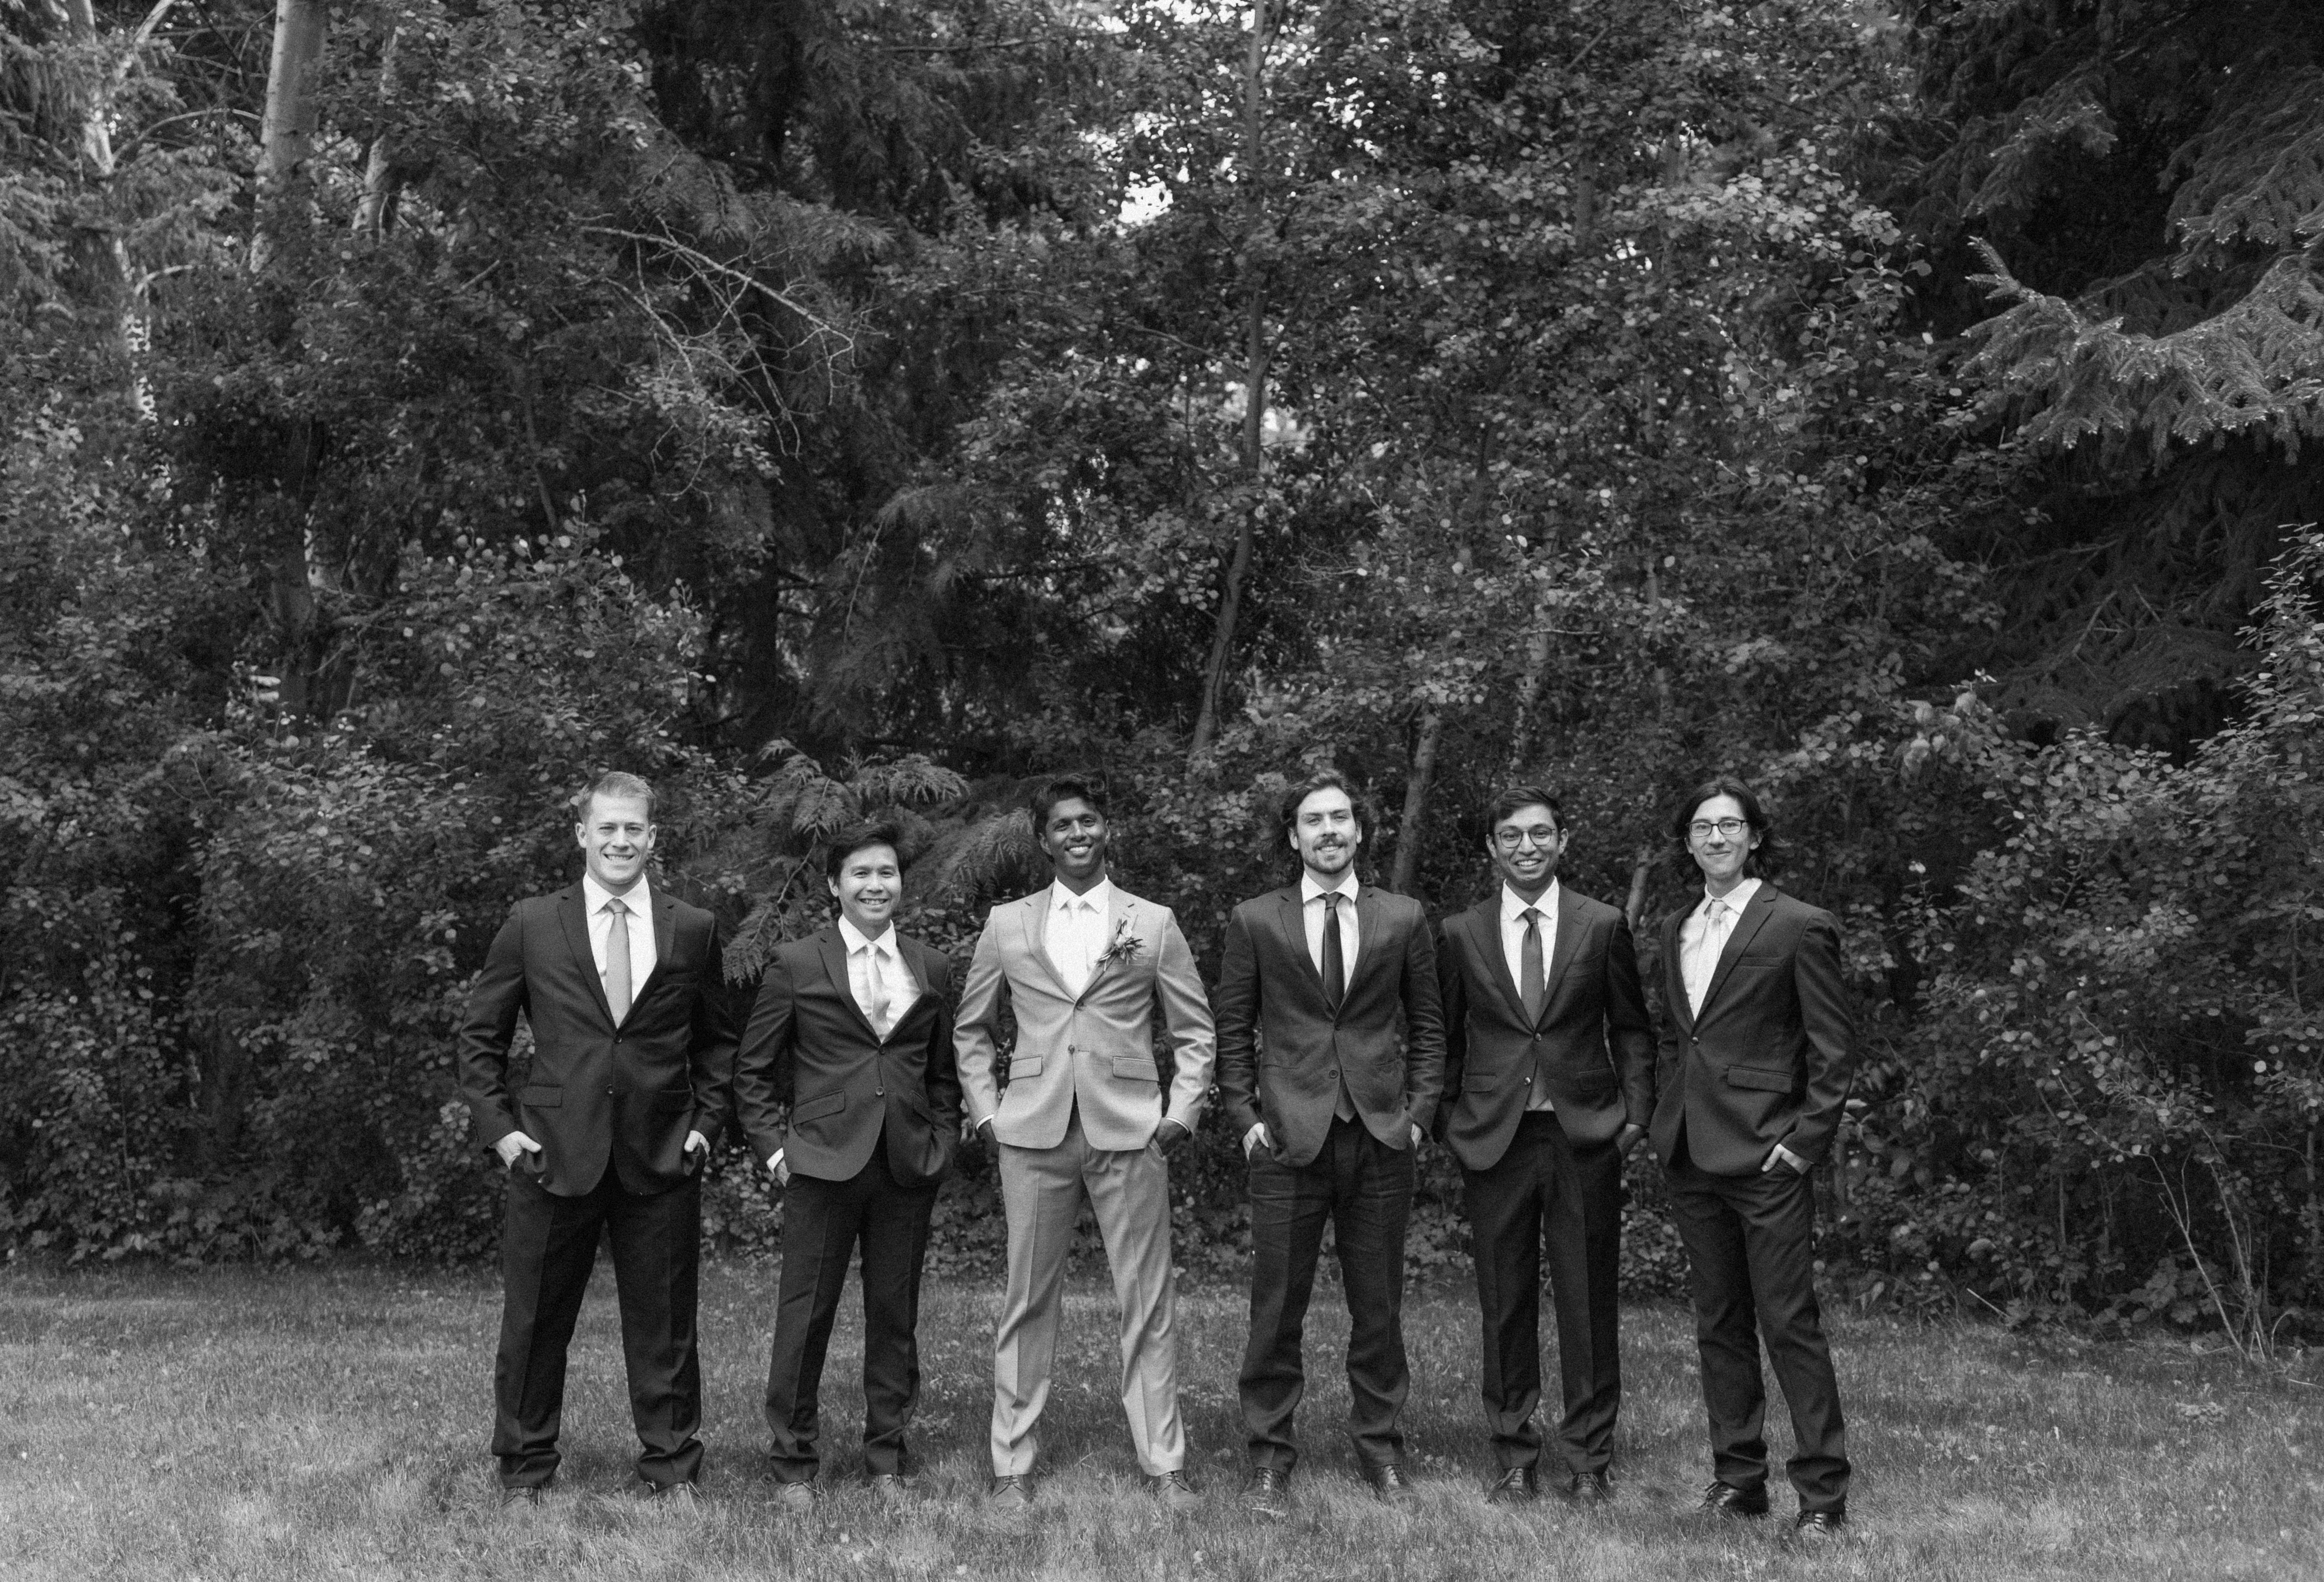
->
[734,925,962,1188]
[457,883,738,1197]
[1434,887,1654,1169]
[1649,883,1856,1177]
[1214,881,1446,1169]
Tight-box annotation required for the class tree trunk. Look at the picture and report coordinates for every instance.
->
[1188,0,1271,764]
[1389,708,1443,896]
[252,0,327,269]
[351,28,402,236]
[1507,589,1553,772]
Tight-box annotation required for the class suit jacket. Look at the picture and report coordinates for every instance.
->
[1214,881,1446,1169]
[732,926,963,1188]
[1649,883,1856,1177]
[456,882,739,1197]
[955,882,1215,1151]
[1434,887,1654,1169]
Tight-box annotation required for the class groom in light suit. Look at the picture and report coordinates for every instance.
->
[955,773,1216,1508]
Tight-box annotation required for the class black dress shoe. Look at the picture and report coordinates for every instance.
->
[1245,1466,1290,1519]
[1698,1480,1769,1517]
[1485,1467,1538,1505]
[1566,1470,1612,1506]
[1366,1463,1414,1505]
[1794,1507,1848,1540]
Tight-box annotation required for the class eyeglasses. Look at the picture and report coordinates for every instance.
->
[1492,827,1561,850]
[1688,818,1749,840]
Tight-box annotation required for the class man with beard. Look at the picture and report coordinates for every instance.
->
[1213,769,1446,1516]
[734,820,962,1506]
[1651,776,1855,1539]
[1434,786,1654,1505]
[457,771,737,1508]
[954,774,1217,1508]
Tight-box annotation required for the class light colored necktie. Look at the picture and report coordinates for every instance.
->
[605,897,632,1024]
[868,943,893,1038]
[1690,898,1731,1015]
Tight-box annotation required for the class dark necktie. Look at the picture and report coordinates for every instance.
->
[1321,892,1346,1013]
[1520,906,1545,1024]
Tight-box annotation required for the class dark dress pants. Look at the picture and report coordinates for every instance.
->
[1465,1111,1613,1475]
[1240,1115,1416,1472]
[1664,1147,1850,1511]
[493,1164,704,1491]
[764,1130,940,1483]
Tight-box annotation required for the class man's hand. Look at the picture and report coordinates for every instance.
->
[1156,1118,1191,1151]
[964,1116,995,1146]
[495,1131,543,1171]
[684,1130,710,1165]
[1410,1121,1425,1149]
[1761,1142,1808,1175]
[767,1150,790,1187]
[1615,1122,1647,1158]
[1243,1122,1272,1160]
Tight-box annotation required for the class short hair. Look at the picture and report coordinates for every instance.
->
[576,770,657,822]
[1278,768,1375,847]
[1670,774,1781,874]
[1029,773,1109,833]
[825,819,904,882]
[1484,784,1565,833]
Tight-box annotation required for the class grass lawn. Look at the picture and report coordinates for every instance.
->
[2,1258,2320,1580]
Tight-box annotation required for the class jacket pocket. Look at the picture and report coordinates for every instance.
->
[1724,1064,1796,1094]
[793,1091,846,1123]
[1007,1055,1044,1080]
[1112,1057,1161,1082]
[519,1085,563,1108]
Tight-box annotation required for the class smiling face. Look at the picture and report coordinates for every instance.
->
[576,793,656,894]
[827,841,901,935]
[1488,801,1566,900]
[1288,786,1362,883]
[1038,796,1109,890]
[1684,792,1762,894]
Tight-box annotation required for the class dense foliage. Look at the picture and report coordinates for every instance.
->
[5,0,2322,1341]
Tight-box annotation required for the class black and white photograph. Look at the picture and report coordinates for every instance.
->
[4,0,2322,1577]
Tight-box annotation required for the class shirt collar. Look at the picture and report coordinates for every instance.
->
[1300,870,1361,905]
[1501,879,1559,923]
[583,872,651,918]
[1702,877,1762,916]
[1049,876,1114,915]
[838,915,896,955]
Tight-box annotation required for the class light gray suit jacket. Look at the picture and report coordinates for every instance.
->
[955,882,1216,1151]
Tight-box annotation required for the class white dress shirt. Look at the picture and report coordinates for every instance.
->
[838,915,916,1040]
[1300,869,1361,977]
[1047,877,1115,999]
[581,872,656,1021]
[1501,880,1560,1111]
[1680,877,1761,1018]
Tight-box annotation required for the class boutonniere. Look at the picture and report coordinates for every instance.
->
[1094,913,1144,971]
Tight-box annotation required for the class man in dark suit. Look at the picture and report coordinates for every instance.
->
[1435,785,1653,1506]
[457,771,738,1506]
[1650,776,1856,1540]
[1215,769,1446,1515]
[734,819,962,1508]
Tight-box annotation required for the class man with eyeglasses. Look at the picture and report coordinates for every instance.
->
[1650,776,1856,1541]
[1434,786,1653,1506]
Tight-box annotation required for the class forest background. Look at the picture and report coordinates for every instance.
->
[5,0,2323,1352]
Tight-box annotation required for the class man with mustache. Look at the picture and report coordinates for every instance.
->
[734,820,962,1506]
[457,772,737,1508]
[1214,769,1446,1515]
[955,774,1217,1508]
[1434,786,1654,1505]
[1651,776,1856,1540]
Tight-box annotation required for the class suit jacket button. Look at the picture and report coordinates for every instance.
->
[876,1086,885,1096]
[605,1086,615,1096]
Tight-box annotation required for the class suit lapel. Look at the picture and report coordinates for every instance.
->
[629,888,677,1003]
[1075,892,1134,1004]
[1275,889,1319,997]
[1346,884,1387,993]
[557,886,616,1028]
[1663,907,1695,1033]
[1470,899,1530,1028]
[1698,886,1777,1018]
[1022,891,1073,998]
[1536,894,1587,1027]
[814,926,884,1043]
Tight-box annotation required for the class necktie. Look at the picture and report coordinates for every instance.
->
[605,896,632,1024]
[1321,892,1346,1013]
[868,943,893,1038]
[1690,898,1731,1016]
[1520,906,1545,1024]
